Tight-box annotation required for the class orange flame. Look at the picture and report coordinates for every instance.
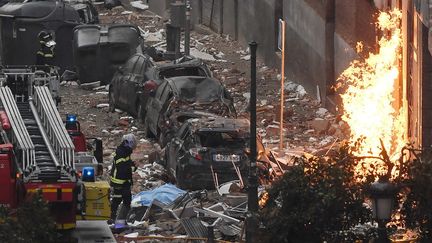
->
[336,9,406,176]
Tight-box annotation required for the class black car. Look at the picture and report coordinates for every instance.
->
[109,53,153,117]
[163,117,250,189]
[144,76,236,143]
[108,55,212,120]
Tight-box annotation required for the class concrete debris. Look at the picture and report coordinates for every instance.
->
[96,103,109,108]
[130,1,149,10]
[190,48,216,61]
[80,81,101,90]
[240,55,251,61]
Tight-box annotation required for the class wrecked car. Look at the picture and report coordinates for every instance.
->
[108,53,153,117]
[108,55,212,120]
[144,76,236,144]
[69,0,99,24]
[73,24,144,84]
[163,117,250,190]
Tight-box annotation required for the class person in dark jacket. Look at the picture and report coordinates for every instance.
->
[36,30,55,66]
[108,133,137,225]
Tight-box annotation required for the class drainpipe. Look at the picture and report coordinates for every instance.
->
[246,41,259,243]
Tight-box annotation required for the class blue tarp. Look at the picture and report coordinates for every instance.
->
[131,184,186,207]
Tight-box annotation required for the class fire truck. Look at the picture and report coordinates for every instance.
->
[0,66,110,230]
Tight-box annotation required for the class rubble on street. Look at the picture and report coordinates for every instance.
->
[53,5,352,242]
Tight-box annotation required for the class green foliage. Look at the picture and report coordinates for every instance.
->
[400,149,432,242]
[0,192,57,243]
[260,143,372,243]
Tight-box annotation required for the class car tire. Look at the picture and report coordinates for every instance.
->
[143,117,155,138]
[108,89,116,112]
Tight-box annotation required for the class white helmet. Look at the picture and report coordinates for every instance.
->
[122,133,137,150]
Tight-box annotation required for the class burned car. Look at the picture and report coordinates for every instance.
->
[108,55,212,119]
[144,76,236,144]
[163,117,250,189]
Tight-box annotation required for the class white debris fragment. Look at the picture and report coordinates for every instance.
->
[215,51,225,59]
[319,136,334,147]
[222,69,229,73]
[115,109,123,113]
[296,85,307,98]
[111,129,124,135]
[131,126,138,131]
[240,55,251,61]
[144,29,164,42]
[309,137,318,142]
[70,81,79,86]
[93,85,107,91]
[102,129,110,135]
[120,116,133,120]
[139,138,149,143]
[96,103,109,108]
[316,108,328,117]
[95,91,109,95]
[190,48,216,61]
[130,1,149,10]
[260,99,268,106]
[243,92,251,99]
[124,232,139,238]
[60,81,67,86]
[80,81,101,90]
[121,11,133,15]
[284,81,298,92]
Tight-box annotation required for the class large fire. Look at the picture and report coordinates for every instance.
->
[336,9,406,176]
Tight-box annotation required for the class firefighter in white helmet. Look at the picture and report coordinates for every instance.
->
[108,133,138,226]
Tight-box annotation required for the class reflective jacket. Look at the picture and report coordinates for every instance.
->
[36,45,54,66]
[110,143,136,186]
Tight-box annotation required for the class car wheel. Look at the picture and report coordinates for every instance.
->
[108,89,116,112]
[143,117,155,138]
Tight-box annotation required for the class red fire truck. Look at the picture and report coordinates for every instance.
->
[0,67,104,229]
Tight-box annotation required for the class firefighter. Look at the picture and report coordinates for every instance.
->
[108,133,138,226]
[36,30,55,66]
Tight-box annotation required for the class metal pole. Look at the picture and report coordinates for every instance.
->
[185,0,191,56]
[246,41,258,243]
[279,20,286,150]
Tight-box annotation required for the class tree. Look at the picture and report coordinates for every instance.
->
[0,192,57,243]
[260,143,372,242]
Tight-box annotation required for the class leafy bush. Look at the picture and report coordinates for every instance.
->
[260,143,372,243]
[400,149,432,242]
[0,192,57,243]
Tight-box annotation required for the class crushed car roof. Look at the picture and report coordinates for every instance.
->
[167,76,224,103]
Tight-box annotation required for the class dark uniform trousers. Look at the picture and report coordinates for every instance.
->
[110,152,135,220]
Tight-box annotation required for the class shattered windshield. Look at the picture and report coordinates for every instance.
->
[198,131,248,148]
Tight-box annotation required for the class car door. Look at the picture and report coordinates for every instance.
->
[147,82,168,135]
[118,55,139,110]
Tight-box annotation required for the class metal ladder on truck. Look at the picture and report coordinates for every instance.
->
[0,67,75,182]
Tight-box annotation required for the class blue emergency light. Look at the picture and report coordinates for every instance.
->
[82,167,95,182]
[66,114,77,123]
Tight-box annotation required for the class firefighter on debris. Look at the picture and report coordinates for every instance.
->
[36,30,56,66]
[108,133,138,226]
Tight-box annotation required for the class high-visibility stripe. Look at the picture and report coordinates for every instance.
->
[110,177,126,184]
[63,189,73,193]
[44,54,54,57]
[37,51,44,55]
[115,156,130,164]
[112,194,122,198]
[57,223,75,230]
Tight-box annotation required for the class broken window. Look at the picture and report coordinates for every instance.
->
[159,67,207,79]
[198,131,247,148]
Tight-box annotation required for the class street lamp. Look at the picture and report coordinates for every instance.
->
[369,176,398,243]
